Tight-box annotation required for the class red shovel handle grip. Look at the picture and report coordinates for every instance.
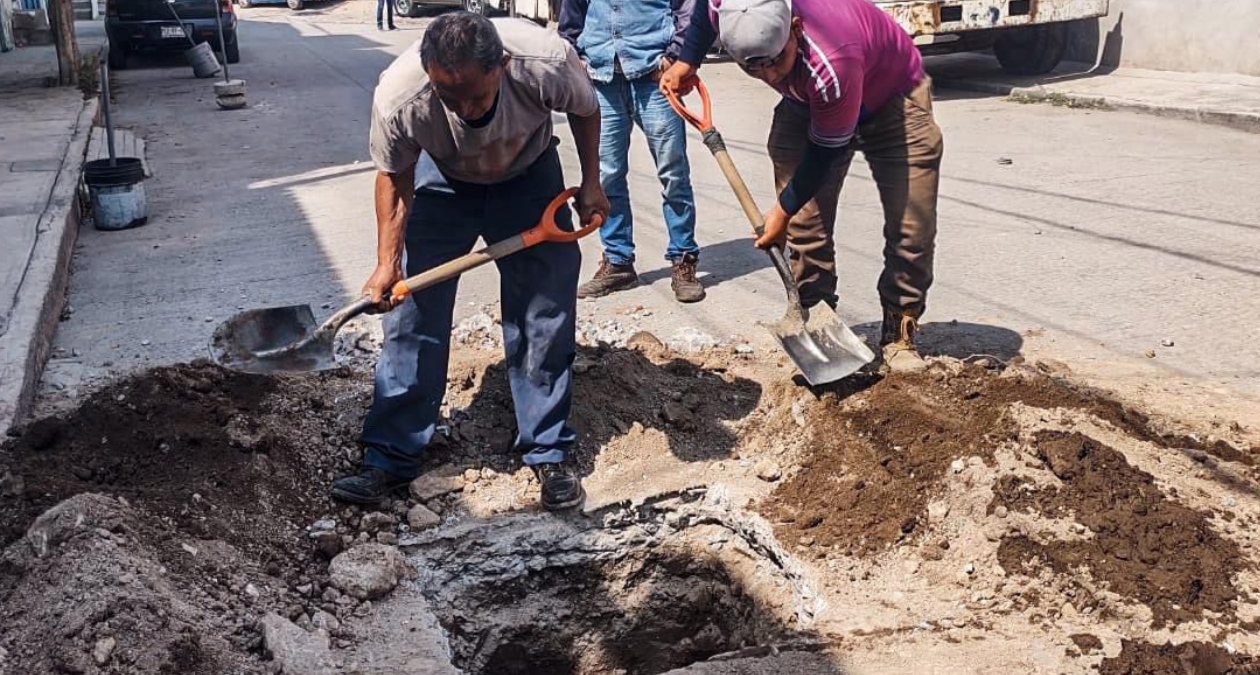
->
[664,77,714,133]
[520,187,604,247]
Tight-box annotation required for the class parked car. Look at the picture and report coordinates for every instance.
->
[106,0,239,69]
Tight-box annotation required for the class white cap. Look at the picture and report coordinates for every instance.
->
[714,0,792,66]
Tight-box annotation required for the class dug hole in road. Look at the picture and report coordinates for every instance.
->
[3,316,1260,674]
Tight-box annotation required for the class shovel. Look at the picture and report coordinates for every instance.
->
[665,78,874,385]
[210,188,601,373]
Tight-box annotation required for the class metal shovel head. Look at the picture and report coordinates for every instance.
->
[209,304,338,373]
[767,302,876,386]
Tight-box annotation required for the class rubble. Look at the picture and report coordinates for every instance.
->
[329,544,414,601]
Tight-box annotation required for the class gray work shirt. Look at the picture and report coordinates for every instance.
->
[369,18,598,186]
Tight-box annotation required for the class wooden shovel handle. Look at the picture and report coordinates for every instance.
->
[388,188,602,300]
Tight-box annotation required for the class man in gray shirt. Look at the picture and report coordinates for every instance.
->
[331,13,608,511]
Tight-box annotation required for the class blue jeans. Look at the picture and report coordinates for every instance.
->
[375,0,393,27]
[595,74,698,266]
[361,147,579,477]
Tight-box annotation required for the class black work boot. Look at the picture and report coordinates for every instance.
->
[532,462,585,511]
[879,307,927,373]
[330,467,411,505]
[670,253,705,303]
[577,256,638,299]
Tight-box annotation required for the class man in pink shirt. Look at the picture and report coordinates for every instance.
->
[662,0,943,371]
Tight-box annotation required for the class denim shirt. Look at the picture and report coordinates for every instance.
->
[559,0,695,83]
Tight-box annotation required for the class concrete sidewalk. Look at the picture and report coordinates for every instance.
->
[0,23,104,435]
[927,53,1260,134]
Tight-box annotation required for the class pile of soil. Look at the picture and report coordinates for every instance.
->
[993,432,1245,627]
[1099,639,1260,675]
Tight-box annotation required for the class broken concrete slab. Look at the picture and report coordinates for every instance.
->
[329,543,414,600]
[261,613,337,675]
[409,467,464,501]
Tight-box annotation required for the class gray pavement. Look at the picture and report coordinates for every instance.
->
[35,9,1260,429]
[0,22,104,433]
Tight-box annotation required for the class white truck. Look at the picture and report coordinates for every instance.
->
[446,0,1108,76]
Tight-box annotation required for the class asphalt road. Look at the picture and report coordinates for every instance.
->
[44,6,1260,425]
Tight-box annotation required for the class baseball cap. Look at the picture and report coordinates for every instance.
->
[714,0,792,66]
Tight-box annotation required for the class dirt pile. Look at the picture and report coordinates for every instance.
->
[1099,639,1260,675]
[994,431,1244,627]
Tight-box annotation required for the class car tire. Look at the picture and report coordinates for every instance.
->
[394,0,418,17]
[107,42,128,70]
[287,0,304,10]
[225,37,240,63]
[237,0,252,8]
[462,0,489,15]
[993,22,1068,76]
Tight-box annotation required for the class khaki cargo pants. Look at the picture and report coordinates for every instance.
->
[768,75,943,316]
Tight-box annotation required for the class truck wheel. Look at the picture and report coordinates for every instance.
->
[107,42,128,70]
[287,0,304,10]
[237,0,252,8]
[993,22,1068,76]
[394,0,418,17]
[462,0,489,15]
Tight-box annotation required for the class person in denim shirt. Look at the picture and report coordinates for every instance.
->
[560,0,705,303]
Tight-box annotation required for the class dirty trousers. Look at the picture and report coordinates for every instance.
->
[768,75,943,315]
[361,147,580,478]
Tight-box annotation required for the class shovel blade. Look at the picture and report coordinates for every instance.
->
[769,303,875,386]
[209,305,338,373]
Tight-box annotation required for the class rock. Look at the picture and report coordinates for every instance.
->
[1161,338,1175,347]
[927,501,951,523]
[307,519,336,536]
[963,563,976,575]
[950,459,966,474]
[409,469,464,501]
[322,587,341,602]
[755,460,782,482]
[310,610,341,634]
[92,637,116,666]
[1145,349,1157,359]
[994,505,1009,519]
[312,531,343,559]
[407,504,441,531]
[245,583,261,599]
[733,343,754,355]
[463,469,481,484]
[261,613,336,675]
[661,401,691,427]
[328,544,413,600]
[376,532,399,546]
[627,331,666,355]
[0,472,24,497]
[359,512,396,534]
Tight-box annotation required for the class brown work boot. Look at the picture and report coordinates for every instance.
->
[879,308,927,373]
[577,256,638,299]
[670,253,706,303]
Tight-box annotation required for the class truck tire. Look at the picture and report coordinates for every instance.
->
[993,22,1068,76]
[462,0,489,15]
[108,42,128,70]
[237,0,252,9]
[287,0,304,10]
[394,0,419,17]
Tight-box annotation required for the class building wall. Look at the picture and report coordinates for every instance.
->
[1065,0,1260,76]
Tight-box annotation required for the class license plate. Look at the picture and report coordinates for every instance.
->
[161,25,186,39]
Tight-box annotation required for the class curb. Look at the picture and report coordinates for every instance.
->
[0,95,99,437]
[934,77,1260,135]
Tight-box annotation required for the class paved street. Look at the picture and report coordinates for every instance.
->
[44,6,1260,425]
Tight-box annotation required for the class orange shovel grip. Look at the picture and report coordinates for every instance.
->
[519,187,605,247]
[664,77,714,133]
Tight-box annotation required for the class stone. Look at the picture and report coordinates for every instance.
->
[994,505,1009,519]
[307,519,336,536]
[950,459,966,474]
[312,531,343,559]
[409,469,464,501]
[661,401,691,426]
[328,544,413,600]
[463,469,481,484]
[92,637,116,666]
[927,501,951,523]
[376,532,399,546]
[963,563,976,575]
[0,472,24,497]
[359,512,396,534]
[755,460,782,482]
[261,613,336,675]
[407,504,441,531]
[310,610,341,634]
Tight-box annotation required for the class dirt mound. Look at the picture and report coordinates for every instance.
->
[993,432,1245,627]
[1099,639,1260,675]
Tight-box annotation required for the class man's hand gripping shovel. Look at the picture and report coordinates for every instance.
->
[209,189,602,373]
[665,78,874,385]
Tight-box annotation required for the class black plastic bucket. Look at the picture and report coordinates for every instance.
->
[84,158,148,230]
